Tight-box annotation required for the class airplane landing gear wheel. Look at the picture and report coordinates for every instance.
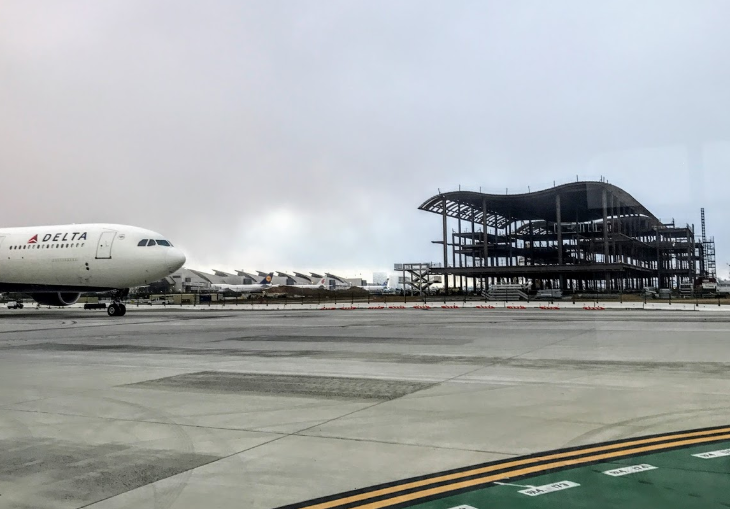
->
[107,289,129,317]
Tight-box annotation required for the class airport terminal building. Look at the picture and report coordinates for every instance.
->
[145,268,352,294]
[419,181,717,293]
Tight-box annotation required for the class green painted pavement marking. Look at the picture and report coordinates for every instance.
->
[277,428,730,509]
[407,439,730,509]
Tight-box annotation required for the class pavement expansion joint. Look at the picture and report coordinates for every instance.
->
[294,432,518,457]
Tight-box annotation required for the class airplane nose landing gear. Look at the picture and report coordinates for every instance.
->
[107,289,129,316]
[107,303,127,316]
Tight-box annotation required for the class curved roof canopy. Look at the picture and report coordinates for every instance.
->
[419,181,660,226]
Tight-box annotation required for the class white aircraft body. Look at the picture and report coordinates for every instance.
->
[0,223,185,316]
[211,273,275,293]
[359,279,392,294]
[286,277,327,290]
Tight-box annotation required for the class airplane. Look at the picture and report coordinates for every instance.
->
[210,273,276,293]
[285,277,328,290]
[0,223,186,316]
[358,278,393,294]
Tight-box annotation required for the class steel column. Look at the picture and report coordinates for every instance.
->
[442,196,448,295]
[457,201,463,292]
[482,198,488,267]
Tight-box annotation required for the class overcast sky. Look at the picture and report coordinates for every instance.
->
[2,1,729,279]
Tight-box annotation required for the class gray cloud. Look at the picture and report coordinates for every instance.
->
[1,0,728,277]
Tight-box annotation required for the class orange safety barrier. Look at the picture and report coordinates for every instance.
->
[506,305,527,310]
[338,306,358,310]
[413,305,431,310]
[441,305,460,309]
[583,306,605,310]
[539,305,561,310]
[367,306,386,310]
[475,305,496,309]
[388,305,407,309]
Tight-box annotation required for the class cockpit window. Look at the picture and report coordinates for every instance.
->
[156,240,171,246]
[138,239,148,246]
[147,239,157,246]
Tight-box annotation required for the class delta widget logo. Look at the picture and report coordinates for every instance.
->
[26,232,88,244]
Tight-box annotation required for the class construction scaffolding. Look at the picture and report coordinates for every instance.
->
[393,263,443,294]
[418,181,712,294]
[700,208,717,278]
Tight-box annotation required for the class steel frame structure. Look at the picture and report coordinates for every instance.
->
[393,263,442,295]
[419,181,707,293]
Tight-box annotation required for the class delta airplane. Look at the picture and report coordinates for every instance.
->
[211,273,276,293]
[0,223,185,316]
[285,277,328,290]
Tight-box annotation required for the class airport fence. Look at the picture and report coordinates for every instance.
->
[123,291,730,312]
[5,291,729,312]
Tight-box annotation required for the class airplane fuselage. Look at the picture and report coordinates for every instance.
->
[359,283,391,294]
[0,223,185,293]
[211,284,272,293]
[285,278,327,290]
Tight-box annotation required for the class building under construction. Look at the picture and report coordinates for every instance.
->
[418,181,716,293]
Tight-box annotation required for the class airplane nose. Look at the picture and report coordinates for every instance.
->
[166,248,186,272]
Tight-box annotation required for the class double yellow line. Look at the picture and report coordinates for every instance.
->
[290,426,730,509]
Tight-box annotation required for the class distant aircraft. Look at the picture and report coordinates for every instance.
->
[359,278,393,294]
[211,273,276,293]
[286,277,328,290]
[0,223,185,316]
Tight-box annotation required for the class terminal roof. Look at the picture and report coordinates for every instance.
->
[294,272,313,282]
